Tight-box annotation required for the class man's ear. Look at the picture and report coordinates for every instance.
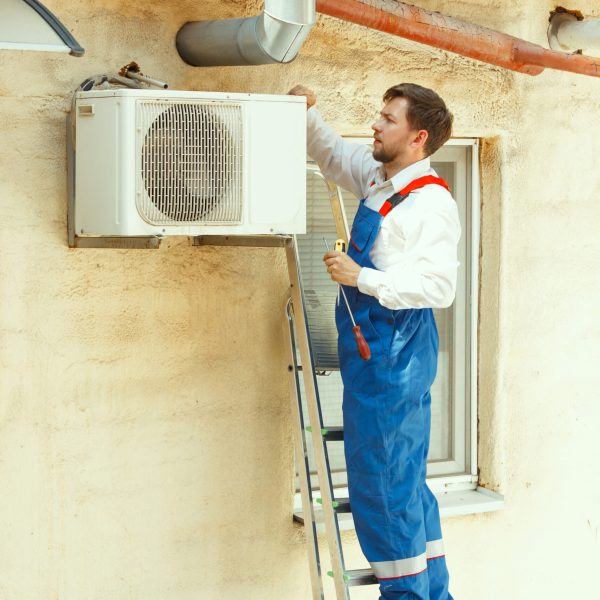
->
[411,129,429,151]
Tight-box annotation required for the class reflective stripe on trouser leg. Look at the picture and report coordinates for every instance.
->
[371,527,450,599]
[369,540,445,578]
[426,539,445,559]
[371,552,427,580]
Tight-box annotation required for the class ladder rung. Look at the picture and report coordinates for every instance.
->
[327,568,378,587]
[316,497,351,513]
[322,426,344,441]
[293,509,357,532]
[333,497,351,513]
[305,425,344,441]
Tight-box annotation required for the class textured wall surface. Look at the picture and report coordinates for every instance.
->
[1,1,599,599]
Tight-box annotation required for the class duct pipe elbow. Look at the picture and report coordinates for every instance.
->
[176,1,315,67]
[258,12,313,63]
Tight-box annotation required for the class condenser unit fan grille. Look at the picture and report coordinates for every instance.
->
[137,100,243,225]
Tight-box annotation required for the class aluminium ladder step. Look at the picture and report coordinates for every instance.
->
[305,425,344,441]
[293,507,355,529]
[321,425,344,441]
[316,497,351,513]
[327,568,378,587]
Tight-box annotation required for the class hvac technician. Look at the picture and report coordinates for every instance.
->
[289,83,460,600]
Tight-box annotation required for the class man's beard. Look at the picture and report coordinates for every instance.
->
[372,145,394,163]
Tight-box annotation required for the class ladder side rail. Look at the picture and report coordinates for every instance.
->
[286,240,339,490]
[306,167,350,246]
[325,179,351,244]
[285,236,350,600]
[283,297,325,600]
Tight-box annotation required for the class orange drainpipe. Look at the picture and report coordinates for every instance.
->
[315,0,600,78]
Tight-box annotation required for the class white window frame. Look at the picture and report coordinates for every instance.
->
[296,138,503,516]
[427,138,480,493]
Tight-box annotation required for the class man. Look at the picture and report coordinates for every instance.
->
[289,83,460,600]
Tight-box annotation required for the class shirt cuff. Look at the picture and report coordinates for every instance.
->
[357,267,383,298]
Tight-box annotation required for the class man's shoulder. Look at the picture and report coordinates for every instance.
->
[406,184,460,232]
[411,182,456,210]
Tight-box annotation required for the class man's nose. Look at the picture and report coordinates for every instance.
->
[371,120,381,132]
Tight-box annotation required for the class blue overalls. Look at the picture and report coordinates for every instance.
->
[335,176,454,600]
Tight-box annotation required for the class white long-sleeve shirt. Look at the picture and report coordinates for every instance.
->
[307,107,461,310]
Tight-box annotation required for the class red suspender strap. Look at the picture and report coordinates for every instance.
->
[378,175,450,217]
[378,201,395,217]
[398,175,449,196]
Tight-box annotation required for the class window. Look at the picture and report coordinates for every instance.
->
[296,139,481,496]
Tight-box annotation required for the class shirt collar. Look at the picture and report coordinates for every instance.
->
[373,156,431,192]
[389,156,431,193]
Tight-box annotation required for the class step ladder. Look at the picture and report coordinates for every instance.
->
[281,176,378,599]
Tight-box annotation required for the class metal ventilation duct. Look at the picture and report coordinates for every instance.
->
[176,0,316,67]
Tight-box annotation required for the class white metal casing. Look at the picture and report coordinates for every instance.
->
[72,89,306,237]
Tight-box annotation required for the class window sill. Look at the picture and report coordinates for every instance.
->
[437,486,504,517]
[293,487,504,531]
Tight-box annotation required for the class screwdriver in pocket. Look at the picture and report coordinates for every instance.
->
[323,238,371,361]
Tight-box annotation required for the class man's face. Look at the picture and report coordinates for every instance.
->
[371,97,423,164]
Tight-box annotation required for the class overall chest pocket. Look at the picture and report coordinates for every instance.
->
[349,210,378,254]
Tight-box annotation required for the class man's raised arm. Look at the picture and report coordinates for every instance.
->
[288,85,376,198]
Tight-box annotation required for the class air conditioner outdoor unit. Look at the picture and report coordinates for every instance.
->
[69,89,306,239]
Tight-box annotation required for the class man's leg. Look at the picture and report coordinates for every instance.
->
[344,386,431,600]
[422,483,453,600]
[342,306,442,600]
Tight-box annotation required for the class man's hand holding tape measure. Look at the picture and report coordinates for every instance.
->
[323,239,362,287]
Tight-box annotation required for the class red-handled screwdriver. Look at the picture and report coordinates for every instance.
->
[324,238,371,361]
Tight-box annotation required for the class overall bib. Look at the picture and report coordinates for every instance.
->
[335,176,454,600]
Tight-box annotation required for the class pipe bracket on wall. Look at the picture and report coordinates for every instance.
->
[176,0,316,67]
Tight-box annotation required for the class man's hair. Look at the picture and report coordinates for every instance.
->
[383,83,453,156]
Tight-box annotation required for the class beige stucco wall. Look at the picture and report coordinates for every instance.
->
[1,0,599,598]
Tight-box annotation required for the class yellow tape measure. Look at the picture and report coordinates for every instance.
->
[334,239,347,253]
